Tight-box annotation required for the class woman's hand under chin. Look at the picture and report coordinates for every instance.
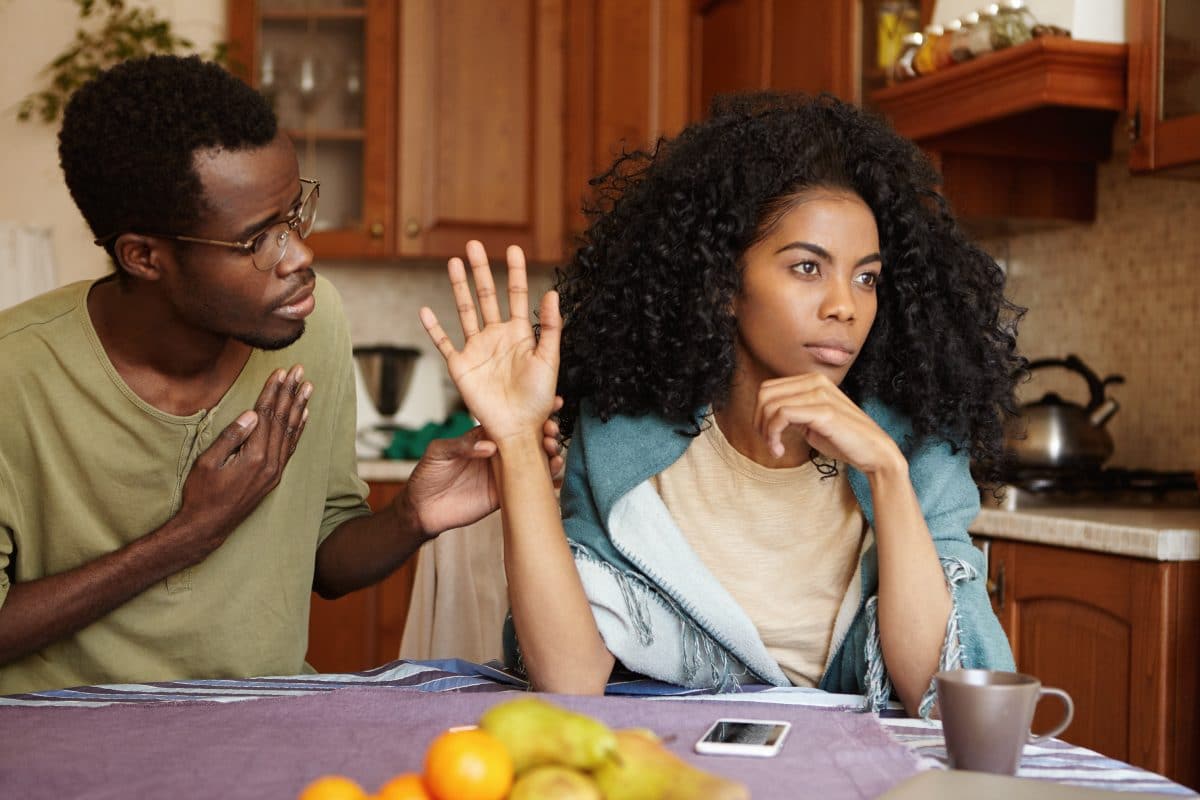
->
[753,372,905,475]
[419,240,562,446]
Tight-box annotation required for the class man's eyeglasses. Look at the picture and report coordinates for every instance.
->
[93,178,320,272]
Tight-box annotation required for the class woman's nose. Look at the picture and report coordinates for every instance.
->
[819,279,855,321]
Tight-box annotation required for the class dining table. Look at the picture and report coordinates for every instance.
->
[1,658,1194,799]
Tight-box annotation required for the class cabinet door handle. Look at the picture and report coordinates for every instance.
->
[369,221,385,238]
[987,561,1006,610]
[404,218,421,239]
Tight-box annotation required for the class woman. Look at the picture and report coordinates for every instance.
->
[420,93,1022,717]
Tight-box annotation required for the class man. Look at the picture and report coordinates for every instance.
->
[0,55,558,694]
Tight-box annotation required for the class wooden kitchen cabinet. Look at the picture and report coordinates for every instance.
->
[228,0,398,259]
[871,38,1127,232]
[979,538,1199,790]
[227,1,565,263]
[688,0,934,113]
[306,480,417,674]
[1127,0,1200,175]
[563,0,692,238]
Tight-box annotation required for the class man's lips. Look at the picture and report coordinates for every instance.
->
[804,342,855,367]
[274,282,315,320]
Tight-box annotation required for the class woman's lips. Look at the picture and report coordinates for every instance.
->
[805,344,854,367]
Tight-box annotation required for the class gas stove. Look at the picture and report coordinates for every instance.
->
[998,467,1200,510]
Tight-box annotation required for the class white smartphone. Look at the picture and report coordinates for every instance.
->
[693,718,792,757]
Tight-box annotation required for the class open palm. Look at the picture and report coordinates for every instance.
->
[420,241,561,445]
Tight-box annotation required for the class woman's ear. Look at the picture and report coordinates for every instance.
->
[111,234,167,282]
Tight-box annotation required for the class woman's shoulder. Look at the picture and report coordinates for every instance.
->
[567,404,701,501]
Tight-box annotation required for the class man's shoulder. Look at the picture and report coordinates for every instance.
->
[0,282,92,378]
[0,281,89,344]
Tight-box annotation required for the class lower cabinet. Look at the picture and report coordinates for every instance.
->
[306,480,416,674]
[977,537,1199,790]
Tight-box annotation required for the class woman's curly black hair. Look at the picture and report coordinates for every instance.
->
[59,55,277,267]
[554,92,1024,484]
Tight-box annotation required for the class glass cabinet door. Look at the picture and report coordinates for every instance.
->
[1129,0,1200,173]
[228,0,396,257]
[1160,1,1200,122]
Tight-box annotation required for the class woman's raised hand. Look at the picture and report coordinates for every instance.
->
[419,240,561,446]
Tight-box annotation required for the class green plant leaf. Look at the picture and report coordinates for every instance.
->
[18,1,227,124]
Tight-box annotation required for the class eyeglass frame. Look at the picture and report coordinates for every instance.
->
[92,177,320,272]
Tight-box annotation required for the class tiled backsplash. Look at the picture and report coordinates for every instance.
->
[980,157,1200,472]
[323,152,1200,473]
[319,258,559,355]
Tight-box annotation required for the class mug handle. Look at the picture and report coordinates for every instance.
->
[1028,687,1074,743]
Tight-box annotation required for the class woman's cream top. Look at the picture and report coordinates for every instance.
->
[651,419,866,686]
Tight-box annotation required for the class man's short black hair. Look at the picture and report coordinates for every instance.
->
[59,54,277,253]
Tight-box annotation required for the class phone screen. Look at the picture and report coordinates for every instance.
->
[702,721,789,746]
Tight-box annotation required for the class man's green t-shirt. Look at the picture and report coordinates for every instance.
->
[0,275,371,694]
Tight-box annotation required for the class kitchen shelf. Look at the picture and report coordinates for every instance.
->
[870,37,1129,232]
[872,37,1126,141]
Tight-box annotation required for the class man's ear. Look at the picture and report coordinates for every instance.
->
[111,234,169,282]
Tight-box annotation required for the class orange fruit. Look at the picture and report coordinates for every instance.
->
[423,728,514,800]
[375,773,433,800]
[297,775,368,800]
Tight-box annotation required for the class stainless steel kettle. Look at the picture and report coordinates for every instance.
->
[1005,354,1124,470]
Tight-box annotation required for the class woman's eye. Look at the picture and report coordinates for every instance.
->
[791,261,820,276]
[856,272,879,287]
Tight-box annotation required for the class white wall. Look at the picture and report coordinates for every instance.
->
[0,0,225,286]
[931,0,1125,43]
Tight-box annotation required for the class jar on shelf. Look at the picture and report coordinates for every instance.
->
[966,4,998,58]
[876,2,920,69]
[991,0,1035,50]
[935,18,963,69]
[951,12,980,63]
[892,32,924,83]
[914,24,943,76]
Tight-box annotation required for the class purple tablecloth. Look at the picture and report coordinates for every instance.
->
[2,686,922,799]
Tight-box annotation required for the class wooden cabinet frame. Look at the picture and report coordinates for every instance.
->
[1128,0,1200,173]
[984,538,1199,790]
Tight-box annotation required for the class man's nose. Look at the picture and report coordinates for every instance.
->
[276,233,314,276]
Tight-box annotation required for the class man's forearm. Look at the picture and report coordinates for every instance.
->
[311,497,429,599]
[0,516,214,666]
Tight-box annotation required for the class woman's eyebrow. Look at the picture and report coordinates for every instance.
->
[774,241,883,267]
[774,241,829,259]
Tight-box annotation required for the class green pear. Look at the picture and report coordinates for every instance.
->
[508,765,604,800]
[592,729,750,800]
[478,697,618,774]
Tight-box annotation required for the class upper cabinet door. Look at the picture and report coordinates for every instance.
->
[396,0,565,263]
[227,0,398,258]
[564,0,692,240]
[690,0,859,115]
[1128,0,1200,173]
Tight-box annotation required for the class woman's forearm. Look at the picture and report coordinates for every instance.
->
[868,452,952,716]
[493,434,615,693]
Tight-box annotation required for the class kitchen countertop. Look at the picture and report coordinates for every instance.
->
[356,460,1200,561]
[970,504,1200,561]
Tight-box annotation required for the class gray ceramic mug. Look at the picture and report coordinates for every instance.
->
[935,669,1074,775]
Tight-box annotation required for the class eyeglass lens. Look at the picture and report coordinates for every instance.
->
[250,184,319,271]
